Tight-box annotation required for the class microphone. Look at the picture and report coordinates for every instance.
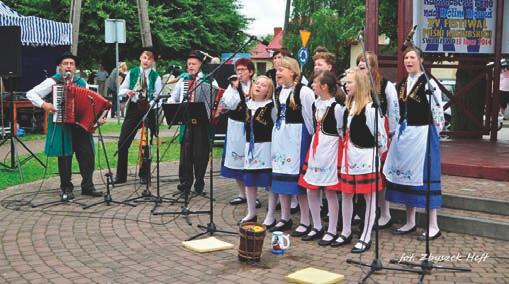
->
[401,25,418,51]
[198,50,214,59]
[64,71,72,80]
[239,32,270,45]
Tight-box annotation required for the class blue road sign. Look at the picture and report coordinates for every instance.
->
[298,47,309,65]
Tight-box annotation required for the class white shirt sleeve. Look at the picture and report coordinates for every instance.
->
[300,85,315,135]
[220,85,241,110]
[118,71,131,98]
[366,105,388,153]
[153,75,162,99]
[169,78,183,103]
[26,78,56,108]
[334,104,346,136]
[385,81,400,135]
[427,79,445,132]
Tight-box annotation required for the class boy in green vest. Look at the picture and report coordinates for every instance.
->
[114,47,162,185]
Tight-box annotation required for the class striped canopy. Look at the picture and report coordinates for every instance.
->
[0,1,72,46]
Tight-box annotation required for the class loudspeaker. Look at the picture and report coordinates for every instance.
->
[0,26,22,77]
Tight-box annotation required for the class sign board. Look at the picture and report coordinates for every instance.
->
[300,30,311,48]
[298,48,309,65]
[412,0,508,54]
[105,19,126,44]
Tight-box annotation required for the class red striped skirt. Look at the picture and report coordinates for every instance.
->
[339,172,383,194]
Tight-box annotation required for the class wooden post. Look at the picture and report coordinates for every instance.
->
[69,0,82,55]
[284,0,291,35]
[490,0,505,141]
[396,0,413,81]
[365,0,379,55]
[136,0,153,47]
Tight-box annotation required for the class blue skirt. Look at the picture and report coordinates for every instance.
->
[244,169,272,187]
[386,126,442,209]
[220,133,244,180]
[272,126,310,196]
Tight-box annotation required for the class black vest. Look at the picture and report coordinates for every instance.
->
[379,78,389,116]
[274,83,304,124]
[228,84,248,122]
[397,75,432,126]
[245,102,274,143]
[344,106,376,148]
[312,102,340,136]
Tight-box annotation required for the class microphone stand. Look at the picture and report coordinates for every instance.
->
[346,29,422,283]
[82,97,136,209]
[387,32,471,284]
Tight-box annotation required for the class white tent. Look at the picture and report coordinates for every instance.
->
[0,1,71,46]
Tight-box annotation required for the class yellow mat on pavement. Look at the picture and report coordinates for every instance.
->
[182,237,235,253]
[285,267,345,284]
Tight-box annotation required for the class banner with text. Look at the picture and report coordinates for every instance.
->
[413,0,505,54]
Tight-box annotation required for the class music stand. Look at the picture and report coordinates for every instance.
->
[152,102,211,224]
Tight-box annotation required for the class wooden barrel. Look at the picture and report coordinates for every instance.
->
[238,222,266,262]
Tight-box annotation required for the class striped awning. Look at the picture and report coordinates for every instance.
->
[0,1,71,46]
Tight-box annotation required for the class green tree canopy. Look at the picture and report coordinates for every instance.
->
[3,0,250,70]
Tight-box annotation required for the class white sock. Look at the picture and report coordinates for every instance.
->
[243,186,257,221]
[341,193,353,237]
[263,187,276,225]
[325,190,339,235]
[378,188,391,225]
[279,194,291,223]
[307,189,322,230]
[359,192,376,244]
[398,206,416,231]
[237,179,246,198]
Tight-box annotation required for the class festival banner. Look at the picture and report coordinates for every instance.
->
[413,0,503,54]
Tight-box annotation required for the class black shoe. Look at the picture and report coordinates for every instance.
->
[417,230,442,241]
[269,219,293,232]
[392,225,417,235]
[81,187,103,197]
[177,184,187,192]
[290,223,311,237]
[60,190,74,201]
[301,228,324,241]
[290,204,300,214]
[318,232,338,246]
[237,215,257,225]
[263,220,277,229]
[256,199,262,208]
[112,177,126,185]
[139,177,148,185]
[194,186,204,195]
[351,241,371,253]
[331,234,352,247]
[229,196,247,205]
[275,203,281,210]
[374,219,393,230]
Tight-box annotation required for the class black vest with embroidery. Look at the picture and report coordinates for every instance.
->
[228,85,247,122]
[245,102,274,143]
[312,102,340,136]
[274,83,304,124]
[344,106,375,148]
[397,75,431,126]
[379,78,389,116]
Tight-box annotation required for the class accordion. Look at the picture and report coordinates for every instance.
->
[53,84,112,132]
[182,80,224,125]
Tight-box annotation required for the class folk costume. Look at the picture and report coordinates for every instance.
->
[244,99,276,187]
[298,97,345,244]
[115,65,162,183]
[170,71,218,193]
[383,73,445,209]
[271,83,314,195]
[26,53,100,198]
[220,80,252,180]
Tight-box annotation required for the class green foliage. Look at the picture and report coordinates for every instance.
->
[2,0,249,70]
[284,0,397,74]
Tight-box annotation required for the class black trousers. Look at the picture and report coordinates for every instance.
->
[58,126,95,191]
[116,102,155,181]
[179,123,210,191]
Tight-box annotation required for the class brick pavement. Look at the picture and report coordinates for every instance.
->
[0,162,508,283]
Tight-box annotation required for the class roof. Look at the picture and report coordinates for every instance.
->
[250,27,283,60]
[0,1,72,46]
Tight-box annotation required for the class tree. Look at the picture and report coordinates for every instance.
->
[284,0,397,74]
[3,0,249,70]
